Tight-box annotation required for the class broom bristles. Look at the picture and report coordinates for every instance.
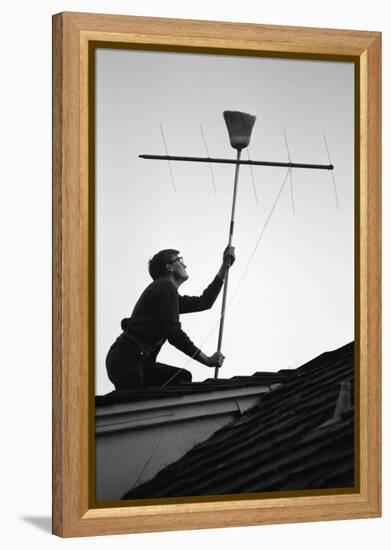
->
[223,110,256,150]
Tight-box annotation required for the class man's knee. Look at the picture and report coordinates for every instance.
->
[181,369,192,383]
[154,363,192,385]
[170,367,192,384]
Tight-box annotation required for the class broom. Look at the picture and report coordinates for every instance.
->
[215,111,256,379]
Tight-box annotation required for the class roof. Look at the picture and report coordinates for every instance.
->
[95,370,297,406]
[123,341,355,500]
[95,370,285,501]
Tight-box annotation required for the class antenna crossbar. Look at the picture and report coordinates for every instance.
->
[139,154,333,171]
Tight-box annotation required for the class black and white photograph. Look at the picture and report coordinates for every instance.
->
[94,47,355,503]
[2,0,387,543]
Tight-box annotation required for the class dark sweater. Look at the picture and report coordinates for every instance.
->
[120,276,223,362]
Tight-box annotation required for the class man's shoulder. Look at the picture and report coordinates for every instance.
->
[146,278,177,294]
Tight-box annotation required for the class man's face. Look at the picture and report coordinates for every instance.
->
[169,255,189,282]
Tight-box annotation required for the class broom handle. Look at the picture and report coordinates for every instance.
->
[214,149,242,379]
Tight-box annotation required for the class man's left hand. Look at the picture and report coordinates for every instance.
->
[223,245,236,268]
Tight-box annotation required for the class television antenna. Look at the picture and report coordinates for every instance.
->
[140,111,335,380]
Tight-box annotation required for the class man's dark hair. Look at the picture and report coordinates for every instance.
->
[148,249,179,280]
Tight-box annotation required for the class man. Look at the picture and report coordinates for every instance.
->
[106,246,235,389]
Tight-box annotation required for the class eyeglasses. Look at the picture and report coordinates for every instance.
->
[169,256,184,265]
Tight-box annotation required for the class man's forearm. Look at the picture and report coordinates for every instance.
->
[216,263,227,281]
[196,350,211,366]
[179,276,224,313]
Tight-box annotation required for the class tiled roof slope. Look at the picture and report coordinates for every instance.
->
[123,341,354,499]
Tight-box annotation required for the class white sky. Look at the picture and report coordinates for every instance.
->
[95,49,354,395]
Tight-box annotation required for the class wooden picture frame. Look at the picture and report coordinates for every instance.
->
[52,12,381,537]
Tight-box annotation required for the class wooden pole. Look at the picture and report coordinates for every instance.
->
[214,149,242,379]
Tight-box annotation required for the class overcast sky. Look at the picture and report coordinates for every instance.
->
[95,48,354,395]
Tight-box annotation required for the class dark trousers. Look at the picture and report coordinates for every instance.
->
[106,337,192,390]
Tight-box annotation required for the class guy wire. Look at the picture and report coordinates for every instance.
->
[128,419,171,491]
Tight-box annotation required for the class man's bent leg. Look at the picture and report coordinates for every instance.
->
[106,341,144,390]
[144,362,192,386]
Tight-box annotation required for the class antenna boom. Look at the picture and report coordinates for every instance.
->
[139,154,333,171]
